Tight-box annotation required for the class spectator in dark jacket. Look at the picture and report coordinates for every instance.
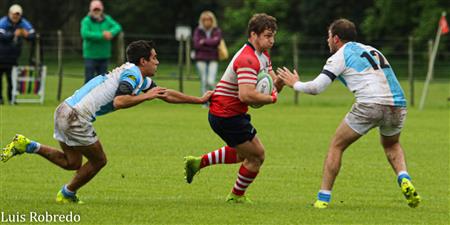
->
[0,4,35,105]
[193,11,222,98]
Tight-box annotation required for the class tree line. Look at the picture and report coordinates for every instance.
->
[1,0,448,59]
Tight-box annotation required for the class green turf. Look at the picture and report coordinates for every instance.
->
[0,75,448,224]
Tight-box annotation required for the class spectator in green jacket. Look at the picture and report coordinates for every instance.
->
[81,0,122,83]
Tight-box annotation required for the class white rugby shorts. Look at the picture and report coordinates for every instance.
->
[53,102,98,146]
[344,102,407,136]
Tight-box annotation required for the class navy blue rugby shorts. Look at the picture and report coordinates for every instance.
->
[208,112,257,147]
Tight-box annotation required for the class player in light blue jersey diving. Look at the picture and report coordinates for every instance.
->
[1,40,213,204]
[278,19,420,209]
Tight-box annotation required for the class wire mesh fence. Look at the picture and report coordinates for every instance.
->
[16,31,450,81]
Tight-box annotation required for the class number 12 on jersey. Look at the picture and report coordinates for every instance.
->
[360,50,390,70]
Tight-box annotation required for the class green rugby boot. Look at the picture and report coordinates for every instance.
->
[313,200,329,209]
[0,134,31,162]
[225,192,253,204]
[184,156,201,184]
[401,178,421,208]
[56,190,84,204]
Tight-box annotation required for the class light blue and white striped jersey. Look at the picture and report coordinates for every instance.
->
[65,62,154,121]
[322,42,406,107]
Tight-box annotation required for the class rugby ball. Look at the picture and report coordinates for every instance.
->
[250,72,273,109]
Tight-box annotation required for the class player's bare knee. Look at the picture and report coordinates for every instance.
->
[247,157,263,168]
[87,153,107,170]
[95,157,107,169]
[330,138,345,150]
[98,155,108,168]
[257,151,265,164]
[381,139,400,150]
[64,161,82,170]
[252,156,264,166]
[381,133,401,148]
[249,149,265,166]
[329,144,345,154]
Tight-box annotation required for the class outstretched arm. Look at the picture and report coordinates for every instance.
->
[113,86,166,109]
[159,89,213,104]
[278,67,332,95]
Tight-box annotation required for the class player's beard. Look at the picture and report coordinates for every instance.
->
[329,43,338,54]
[262,42,273,51]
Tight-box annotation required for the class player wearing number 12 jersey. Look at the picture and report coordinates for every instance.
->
[184,13,284,203]
[278,18,420,209]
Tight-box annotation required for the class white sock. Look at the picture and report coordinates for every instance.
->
[33,143,41,153]
[319,189,332,195]
[397,171,409,177]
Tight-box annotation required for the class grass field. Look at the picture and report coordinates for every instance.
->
[0,74,448,224]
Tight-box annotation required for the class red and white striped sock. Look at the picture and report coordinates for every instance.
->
[232,165,258,196]
[200,146,237,168]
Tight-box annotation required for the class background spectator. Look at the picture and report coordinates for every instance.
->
[193,10,222,100]
[0,4,35,105]
[81,0,122,83]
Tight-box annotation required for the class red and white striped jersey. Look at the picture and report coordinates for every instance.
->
[209,42,273,117]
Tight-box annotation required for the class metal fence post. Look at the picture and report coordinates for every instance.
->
[185,36,191,80]
[428,39,433,80]
[35,33,41,67]
[292,34,299,105]
[57,30,63,101]
[408,36,414,106]
[178,37,185,92]
[116,32,125,65]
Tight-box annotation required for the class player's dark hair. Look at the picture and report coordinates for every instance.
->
[126,40,155,66]
[328,18,357,42]
[247,13,277,37]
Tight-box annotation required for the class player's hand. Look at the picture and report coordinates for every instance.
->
[200,90,214,103]
[277,67,299,88]
[144,87,166,100]
[21,29,29,38]
[274,76,285,88]
[271,88,278,103]
[103,31,113,40]
[14,29,24,37]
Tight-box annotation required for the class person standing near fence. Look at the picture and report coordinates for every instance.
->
[193,11,222,105]
[81,0,122,83]
[0,4,35,105]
